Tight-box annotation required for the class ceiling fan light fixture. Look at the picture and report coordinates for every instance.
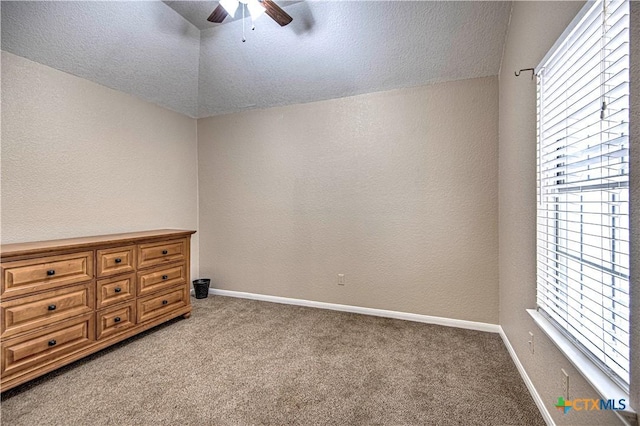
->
[219,0,239,17]
[247,0,266,22]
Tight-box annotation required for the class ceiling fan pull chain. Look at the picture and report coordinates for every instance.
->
[242,3,246,42]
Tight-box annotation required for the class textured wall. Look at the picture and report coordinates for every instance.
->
[1,52,199,278]
[198,76,499,324]
[498,1,633,424]
[1,1,200,117]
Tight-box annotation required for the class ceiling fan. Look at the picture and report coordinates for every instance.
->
[207,0,293,27]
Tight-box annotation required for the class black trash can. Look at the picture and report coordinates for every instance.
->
[193,279,211,299]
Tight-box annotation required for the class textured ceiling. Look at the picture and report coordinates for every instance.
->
[1,1,512,118]
[198,1,511,117]
[2,1,201,117]
[163,0,220,30]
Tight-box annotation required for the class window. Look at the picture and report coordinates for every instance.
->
[536,0,630,387]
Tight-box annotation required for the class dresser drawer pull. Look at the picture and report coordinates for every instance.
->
[48,339,57,347]
[115,258,122,264]
[162,300,168,305]
[114,317,121,323]
[114,287,122,293]
[48,304,57,311]
[47,269,56,276]
[162,250,168,255]
[162,275,168,280]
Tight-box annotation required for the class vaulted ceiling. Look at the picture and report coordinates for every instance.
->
[1,1,512,118]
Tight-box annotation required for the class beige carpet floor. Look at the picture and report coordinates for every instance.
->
[1,295,544,425]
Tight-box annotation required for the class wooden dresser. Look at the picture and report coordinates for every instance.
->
[0,229,196,392]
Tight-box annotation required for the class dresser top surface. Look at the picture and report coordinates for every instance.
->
[1,229,196,259]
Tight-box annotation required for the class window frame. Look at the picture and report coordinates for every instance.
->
[533,0,632,407]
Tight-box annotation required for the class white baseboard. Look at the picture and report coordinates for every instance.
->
[207,288,500,333]
[499,326,554,426]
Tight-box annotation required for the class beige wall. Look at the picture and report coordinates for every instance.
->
[499,1,638,424]
[198,76,499,324]
[0,52,199,277]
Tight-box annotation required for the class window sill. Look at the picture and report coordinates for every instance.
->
[526,309,636,424]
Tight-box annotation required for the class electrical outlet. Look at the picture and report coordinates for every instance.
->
[528,332,534,354]
[337,274,345,285]
[561,369,570,400]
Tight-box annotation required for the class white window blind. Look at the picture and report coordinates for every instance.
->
[536,0,630,386]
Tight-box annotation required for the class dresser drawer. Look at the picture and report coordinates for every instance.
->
[1,314,94,377]
[1,283,94,339]
[137,286,188,324]
[137,264,186,297]
[137,239,186,269]
[97,246,135,278]
[1,252,94,299]
[97,274,135,309]
[96,302,136,340]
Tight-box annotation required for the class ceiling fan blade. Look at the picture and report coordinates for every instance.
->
[207,4,228,23]
[262,0,293,27]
